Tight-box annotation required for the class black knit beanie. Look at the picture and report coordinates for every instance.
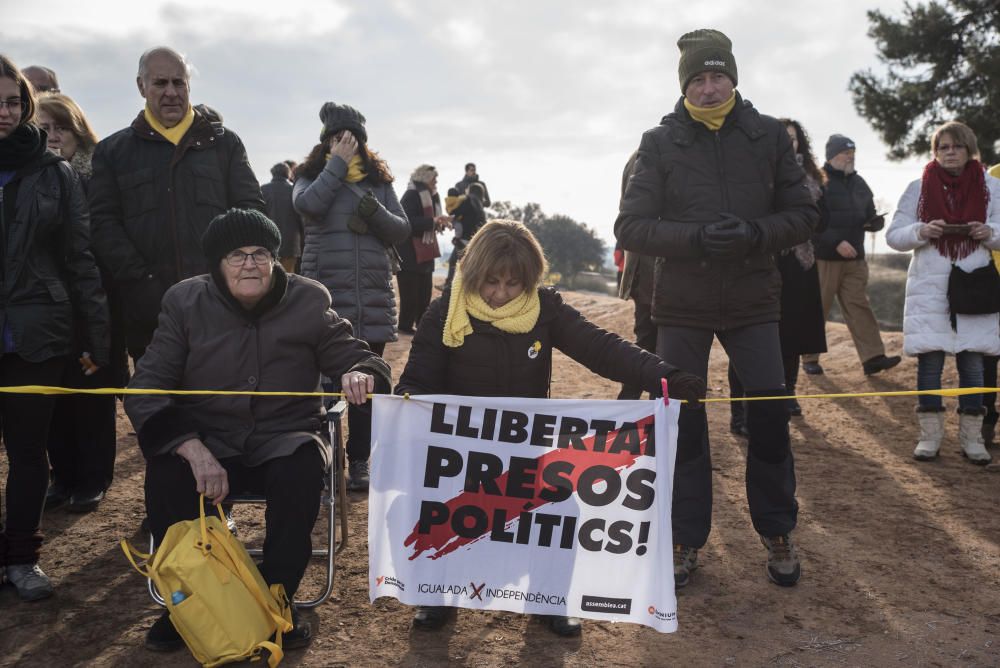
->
[825,134,856,161]
[202,208,282,264]
[319,102,368,144]
[677,29,738,93]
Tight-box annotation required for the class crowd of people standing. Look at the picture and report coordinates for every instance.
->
[2,24,1000,656]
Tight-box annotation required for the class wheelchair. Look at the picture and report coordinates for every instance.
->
[148,400,350,609]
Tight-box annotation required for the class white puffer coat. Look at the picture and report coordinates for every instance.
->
[886,175,1000,356]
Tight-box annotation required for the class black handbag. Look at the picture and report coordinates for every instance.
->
[947,259,1000,329]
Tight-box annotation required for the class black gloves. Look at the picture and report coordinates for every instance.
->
[700,214,760,259]
[357,190,380,219]
[664,369,707,406]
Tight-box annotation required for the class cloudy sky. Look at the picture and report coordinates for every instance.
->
[5,0,928,253]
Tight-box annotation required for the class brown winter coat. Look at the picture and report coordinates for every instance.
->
[124,269,391,467]
[615,93,819,330]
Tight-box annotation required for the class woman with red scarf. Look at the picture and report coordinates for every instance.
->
[886,121,1000,465]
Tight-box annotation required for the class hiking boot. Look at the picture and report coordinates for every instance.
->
[729,404,749,438]
[863,354,902,376]
[145,610,183,652]
[282,606,313,649]
[959,413,992,465]
[413,605,451,630]
[760,534,801,587]
[802,361,823,375]
[45,481,71,510]
[347,460,370,492]
[547,615,582,637]
[913,410,945,461]
[673,544,698,589]
[6,563,53,601]
[787,385,802,417]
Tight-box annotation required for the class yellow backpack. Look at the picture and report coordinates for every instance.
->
[122,496,293,668]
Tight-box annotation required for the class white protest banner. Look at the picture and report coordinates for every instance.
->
[369,394,679,632]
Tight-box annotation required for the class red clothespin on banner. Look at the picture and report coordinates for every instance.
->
[660,378,669,406]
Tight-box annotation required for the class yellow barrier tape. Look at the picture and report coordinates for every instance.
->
[0,385,997,403]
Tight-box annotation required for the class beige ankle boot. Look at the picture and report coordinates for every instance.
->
[913,411,944,461]
[958,413,992,465]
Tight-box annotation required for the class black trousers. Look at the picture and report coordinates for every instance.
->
[397,271,433,331]
[345,341,388,464]
[657,323,797,549]
[617,300,658,400]
[0,355,65,565]
[728,351,800,420]
[47,361,118,495]
[145,444,324,598]
[984,355,998,426]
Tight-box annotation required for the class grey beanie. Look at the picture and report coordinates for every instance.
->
[319,102,368,144]
[202,208,281,263]
[677,29,738,93]
[825,134,856,160]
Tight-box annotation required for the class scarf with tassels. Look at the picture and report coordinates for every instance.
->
[917,159,990,262]
[144,103,194,146]
[443,267,541,348]
[683,92,737,131]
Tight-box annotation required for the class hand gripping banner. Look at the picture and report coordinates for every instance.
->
[369,394,679,633]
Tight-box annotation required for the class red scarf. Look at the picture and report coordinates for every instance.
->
[917,159,989,261]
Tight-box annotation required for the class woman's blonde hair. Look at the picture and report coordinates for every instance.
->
[931,121,980,160]
[37,93,99,152]
[460,220,548,293]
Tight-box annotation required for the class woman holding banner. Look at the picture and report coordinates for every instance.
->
[886,121,1000,465]
[395,219,706,636]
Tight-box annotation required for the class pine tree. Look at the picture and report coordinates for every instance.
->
[850,1,1000,163]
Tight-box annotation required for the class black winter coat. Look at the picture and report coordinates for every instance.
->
[88,109,264,343]
[0,152,109,366]
[396,185,439,273]
[262,177,303,259]
[396,287,672,398]
[813,165,877,261]
[615,94,819,330]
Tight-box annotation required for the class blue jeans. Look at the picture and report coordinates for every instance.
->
[917,350,984,411]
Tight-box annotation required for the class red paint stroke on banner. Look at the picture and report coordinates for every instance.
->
[404,413,655,560]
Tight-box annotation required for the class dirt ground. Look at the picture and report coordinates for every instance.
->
[2,288,999,667]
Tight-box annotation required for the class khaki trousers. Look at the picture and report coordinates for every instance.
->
[802,259,885,364]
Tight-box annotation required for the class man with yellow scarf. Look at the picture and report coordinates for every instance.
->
[89,46,264,362]
[616,29,819,589]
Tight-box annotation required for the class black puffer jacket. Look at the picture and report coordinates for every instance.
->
[813,164,878,261]
[615,94,818,330]
[88,109,264,336]
[0,149,109,366]
[396,287,671,397]
[262,176,303,259]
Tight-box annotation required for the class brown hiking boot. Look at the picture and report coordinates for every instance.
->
[673,544,698,589]
[760,534,801,586]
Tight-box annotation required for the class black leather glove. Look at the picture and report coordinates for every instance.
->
[863,214,885,232]
[664,369,707,406]
[700,215,760,259]
[357,190,380,219]
[346,214,369,235]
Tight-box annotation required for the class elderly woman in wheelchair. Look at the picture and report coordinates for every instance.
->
[124,209,391,653]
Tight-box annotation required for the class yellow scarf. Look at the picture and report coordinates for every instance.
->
[443,267,541,348]
[346,155,366,183]
[143,103,194,146]
[683,92,736,131]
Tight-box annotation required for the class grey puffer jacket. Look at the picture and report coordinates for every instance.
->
[293,155,410,343]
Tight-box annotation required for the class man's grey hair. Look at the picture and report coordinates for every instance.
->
[137,46,192,80]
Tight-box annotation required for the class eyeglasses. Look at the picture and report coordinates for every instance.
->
[936,143,966,153]
[0,98,24,112]
[224,249,273,267]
